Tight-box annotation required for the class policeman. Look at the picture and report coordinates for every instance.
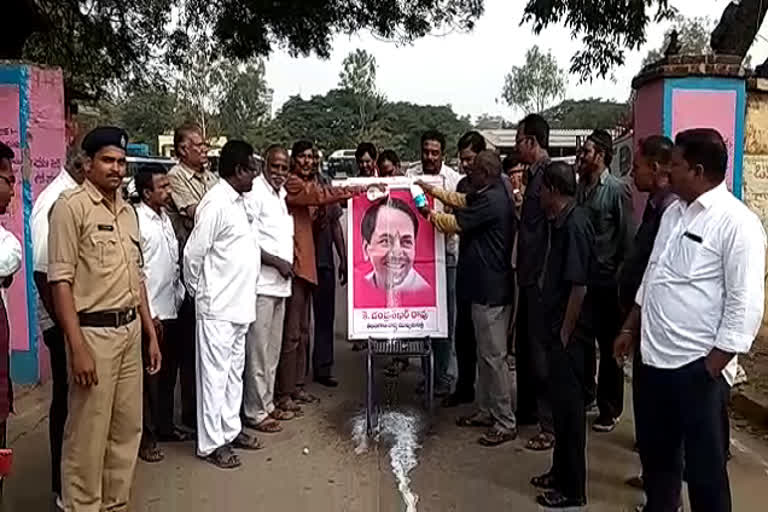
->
[48,127,161,512]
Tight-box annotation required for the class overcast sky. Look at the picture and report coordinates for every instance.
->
[263,0,768,121]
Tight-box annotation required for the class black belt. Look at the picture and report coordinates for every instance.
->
[78,308,137,328]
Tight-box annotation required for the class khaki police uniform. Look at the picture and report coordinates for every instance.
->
[48,178,144,512]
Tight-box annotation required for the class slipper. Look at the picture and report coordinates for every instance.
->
[231,432,264,451]
[245,419,282,433]
[478,427,517,447]
[277,398,304,414]
[530,471,558,490]
[536,490,586,508]
[138,442,164,463]
[158,428,192,443]
[203,446,241,469]
[456,414,494,428]
[525,432,555,451]
[269,409,296,421]
[292,389,318,404]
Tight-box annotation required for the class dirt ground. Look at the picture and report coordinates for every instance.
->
[739,327,768,402]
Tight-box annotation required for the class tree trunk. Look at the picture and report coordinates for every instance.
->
[711,0,768,56]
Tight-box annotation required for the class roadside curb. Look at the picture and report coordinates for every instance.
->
[732,390,768,429]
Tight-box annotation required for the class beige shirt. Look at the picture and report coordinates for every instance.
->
[48,179,143,313]
[167,162,218,215]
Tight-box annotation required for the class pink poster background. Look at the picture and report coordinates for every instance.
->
[351,189,437,308]
[632,81,664,222]
[0,84,30,352]
[671,89,737,191]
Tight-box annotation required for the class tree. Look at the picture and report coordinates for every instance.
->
[501,45,566,115]
[265,90,470,161]
[338,49,382,139]
[10,0,483,98]
[218,60,273,140]
[642,15,752,67]
[18,0,174,99]
[474,114,505,130]
[540,98,628,130]
[521,0,767,80]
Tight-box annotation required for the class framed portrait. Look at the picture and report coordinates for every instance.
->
[345,177,448,340]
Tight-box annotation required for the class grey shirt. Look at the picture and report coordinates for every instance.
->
[576,168,634,287]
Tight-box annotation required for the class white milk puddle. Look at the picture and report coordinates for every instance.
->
[352,410,423,512]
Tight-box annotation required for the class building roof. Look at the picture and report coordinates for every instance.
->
[480,128,615,150]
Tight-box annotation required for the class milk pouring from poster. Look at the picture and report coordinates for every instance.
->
[366,184,388,202]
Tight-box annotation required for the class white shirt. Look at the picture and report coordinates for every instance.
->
[184,180,260,325]
[245,174,293,298]
[0,225,21,316]
[30,169,80,331]
[406,163,462,259]
[136,203,185,320]
[636,182,766,370]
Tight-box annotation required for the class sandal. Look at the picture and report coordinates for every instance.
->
[530,471,558,490]
[456,414,494,428]
[525,432,555,451]
[246,418,282,433]
[270,409,296,421]
[292,389,318,404]
[478,427,517,447]
[277,398,304,414]
[158,428,192,443]
[138,441,164,463]
[231,432,264,451]
[203,445,241,469]
[535,490,585,508]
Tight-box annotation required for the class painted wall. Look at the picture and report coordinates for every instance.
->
[664,77,746,198]
[742,81,768,325]
[0,64,65,384]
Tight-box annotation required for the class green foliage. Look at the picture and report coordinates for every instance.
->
[264,91,471,161]
[522,0,675,81]
[501,45,566,114]
[338,49,384,139]
[15,0,483,98]
[21,0,175,98]
[540,98,628,130]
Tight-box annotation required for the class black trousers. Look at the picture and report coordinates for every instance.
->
[178,296,197,429]
[312,266,336,379]
[583,285,623,419]
[548,328,587,501]
[637,358,731,512]
[43,325,67,496]
[143,319,181,442]
[454,297,477,400]
[516,285,552,430]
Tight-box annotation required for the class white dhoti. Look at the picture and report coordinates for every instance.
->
[243,295,286,424]
[195,318,249,456]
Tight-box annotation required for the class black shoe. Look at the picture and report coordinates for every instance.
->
[441,392,474,408]
[536,490,586,508]
[314,376,339,388]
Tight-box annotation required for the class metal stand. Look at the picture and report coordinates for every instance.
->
[365,337,434,436]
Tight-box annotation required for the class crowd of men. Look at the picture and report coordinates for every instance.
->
[0,107,763,512]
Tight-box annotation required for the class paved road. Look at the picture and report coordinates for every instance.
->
[5,338,768,511]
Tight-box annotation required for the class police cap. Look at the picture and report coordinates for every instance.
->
[81,126,128,157]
